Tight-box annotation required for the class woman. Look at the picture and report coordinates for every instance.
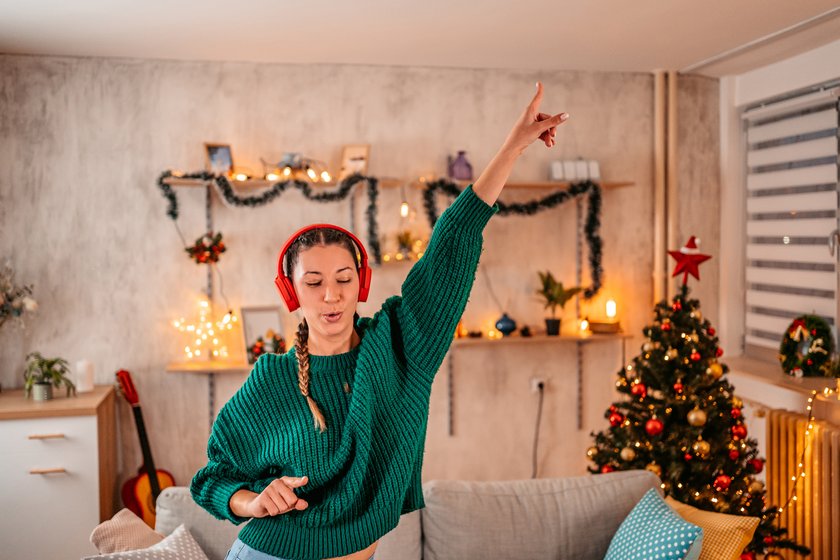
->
[191,82,569,560]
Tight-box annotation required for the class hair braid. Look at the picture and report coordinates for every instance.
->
[295,318,328,433]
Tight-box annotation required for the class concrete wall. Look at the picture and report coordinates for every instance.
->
[0,55,718,498]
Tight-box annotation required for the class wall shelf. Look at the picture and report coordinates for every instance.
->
[452,331,632,347]
[165,360,251,374]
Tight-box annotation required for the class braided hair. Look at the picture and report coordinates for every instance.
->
[285,228,362,433]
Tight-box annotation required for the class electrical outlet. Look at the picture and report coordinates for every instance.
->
[530,377,546,393]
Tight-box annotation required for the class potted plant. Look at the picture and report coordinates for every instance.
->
[23,352,76,401]
[536,271,582,336]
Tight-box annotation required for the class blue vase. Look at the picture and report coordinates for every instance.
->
[495,313,517,336]
[448,151,473,181]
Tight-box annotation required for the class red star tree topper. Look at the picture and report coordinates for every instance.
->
[668,235,711,286]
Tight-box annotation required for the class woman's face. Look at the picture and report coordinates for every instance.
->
[292,244,359,339]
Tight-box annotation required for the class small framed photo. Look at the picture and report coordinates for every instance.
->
[205,143,234,176]
[240,305,286,364]
[339,144,370,179]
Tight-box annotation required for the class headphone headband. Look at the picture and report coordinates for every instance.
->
[274,224,373,312]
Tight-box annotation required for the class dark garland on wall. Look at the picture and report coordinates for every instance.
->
[422,179,603,299]
[156,171,382,264]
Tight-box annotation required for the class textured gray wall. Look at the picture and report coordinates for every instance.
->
[0,55,718,499]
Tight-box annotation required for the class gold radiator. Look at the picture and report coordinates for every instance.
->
[767,409,840,560]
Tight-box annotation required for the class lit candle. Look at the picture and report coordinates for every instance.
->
[606,299,617,321]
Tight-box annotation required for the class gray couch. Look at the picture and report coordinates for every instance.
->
[155,470,659,560]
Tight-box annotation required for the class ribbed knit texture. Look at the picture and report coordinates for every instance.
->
[190,184,498,559]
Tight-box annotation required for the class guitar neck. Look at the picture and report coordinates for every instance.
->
[131,405,162,500]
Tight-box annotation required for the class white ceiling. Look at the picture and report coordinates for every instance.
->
[1,0,839,77]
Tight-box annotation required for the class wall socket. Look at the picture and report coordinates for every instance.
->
[530,377,546,393]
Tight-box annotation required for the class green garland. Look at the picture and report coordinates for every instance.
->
[156,171,382,264]
[422,179,603,299]
[779,314,834,377]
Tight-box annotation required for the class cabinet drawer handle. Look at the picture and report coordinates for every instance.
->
[29,468,67,475]
[28,433,66,440]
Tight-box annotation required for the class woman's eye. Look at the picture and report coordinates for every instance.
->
[306,283,320,287]
[338,280,351,284]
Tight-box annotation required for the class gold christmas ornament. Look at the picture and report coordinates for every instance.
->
[643,342,653,352]
[748,480,765,494]
[667,349,679,360]
[687,407,707,427]
[707,362,723,379]
[692,438,710,458]
[586,446,599,459]
[733,397,743,409]
[645,463,662,477]
[620,447,636,461]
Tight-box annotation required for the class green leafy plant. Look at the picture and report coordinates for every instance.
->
[23,352,76,398]
[536,271,582,319]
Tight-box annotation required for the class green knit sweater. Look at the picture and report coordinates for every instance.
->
[190,183,498,559]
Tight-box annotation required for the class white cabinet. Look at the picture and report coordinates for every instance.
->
[0,385,116,560]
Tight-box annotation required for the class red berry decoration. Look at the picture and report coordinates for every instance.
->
[708,327,716,336]
[609,412,624,427]
[601,465,614,473]
[609,405,617,413]
[740,552,756,560]
[748,458,764,474]
[684,453,693,461]
[631,383,647,399]
[690,351,701,362]
[673,381,684,393]
[728,449,739,461]
[673,300,682,311]
[662,321,672,332]
[716,347,724,357]
[732,424,747,440]
[731,408,742,419]
[763,536,774,545]
[714,474,732,491]
[645,418,664,436]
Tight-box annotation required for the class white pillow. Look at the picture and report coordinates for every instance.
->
[83,524,209,560]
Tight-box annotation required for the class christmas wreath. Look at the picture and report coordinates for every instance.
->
[779,314,834,377]
[247,330,286,364]
[186,231,226,264]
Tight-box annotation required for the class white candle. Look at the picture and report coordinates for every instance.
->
[606,299,617,321]
[75,359,95,393]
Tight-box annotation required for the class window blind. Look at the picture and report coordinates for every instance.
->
[742,86,839,353]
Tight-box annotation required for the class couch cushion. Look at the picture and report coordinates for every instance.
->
[421,470,660,560]
[155,487,241,560]
[604,489,703,560]
[83,524,208,560]
[665,496,759,560]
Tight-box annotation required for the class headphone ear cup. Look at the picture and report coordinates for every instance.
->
[357,266,372,302]
[275,275,300,312]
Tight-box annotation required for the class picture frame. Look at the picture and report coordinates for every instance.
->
[240,305,286,364]
[338,144,370,179]
[205,143,234,176]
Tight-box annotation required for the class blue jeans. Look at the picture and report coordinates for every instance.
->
[225,538,375,560]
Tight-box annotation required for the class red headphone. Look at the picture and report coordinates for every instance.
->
[275,224,373,312]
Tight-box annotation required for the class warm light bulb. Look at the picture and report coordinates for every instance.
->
[235,173,248,181]
[321,171,331,182]
[307,167,317,180]
[283,166,292,176]
[606,299,617,319]
[580,319,589,331]
[266,172,279,181]
[400,202,410,218]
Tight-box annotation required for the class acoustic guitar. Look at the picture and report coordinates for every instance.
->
[115,369,176,528]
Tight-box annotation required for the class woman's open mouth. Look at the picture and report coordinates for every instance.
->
[322,311,343,323]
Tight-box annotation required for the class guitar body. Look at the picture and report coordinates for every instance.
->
[121,466,176,527]
[115,369,177,528]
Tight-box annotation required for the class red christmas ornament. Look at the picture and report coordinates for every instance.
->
[690,351,701,362]
[601,465,614,473]
[645,418,664,436]
[631,383,647,399]
[732,424,748,440]
[668,236,712,286]
[662,321,672,332]
[708,327,716,336]
[673,300,682,311]
[748,458,764,474]
[763,536,774,545]
[728,449,739,461]
[609,405,618,413]
[714,474,732,491]
[811,328,817,336]
[740,552,756,560]
[673,381,684,393]
[609,412,624,427]
[731,408,742,419]
[684,453,693,461]
[807,358,813,366]
[716,347,724,357]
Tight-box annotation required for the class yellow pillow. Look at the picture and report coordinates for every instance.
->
[665,496,759,560]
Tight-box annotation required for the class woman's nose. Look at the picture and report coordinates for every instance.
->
[324,286,341,302]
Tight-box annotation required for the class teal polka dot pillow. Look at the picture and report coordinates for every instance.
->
[605,488,704,560]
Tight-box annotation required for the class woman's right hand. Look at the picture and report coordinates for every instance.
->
[238,475,310,518]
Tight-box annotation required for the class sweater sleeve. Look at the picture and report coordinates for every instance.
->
[396,183,498,382]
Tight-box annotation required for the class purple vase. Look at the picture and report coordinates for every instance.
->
[448,151,473,181]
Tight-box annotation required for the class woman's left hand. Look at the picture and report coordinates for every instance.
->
[501,81,569,157]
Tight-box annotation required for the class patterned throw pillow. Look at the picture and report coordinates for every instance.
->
[89,508,165,553]
[605,488,704,560]
[665,496,760,560]
[83,524,208,560]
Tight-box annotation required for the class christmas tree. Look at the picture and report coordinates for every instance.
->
[588,237,809,558]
